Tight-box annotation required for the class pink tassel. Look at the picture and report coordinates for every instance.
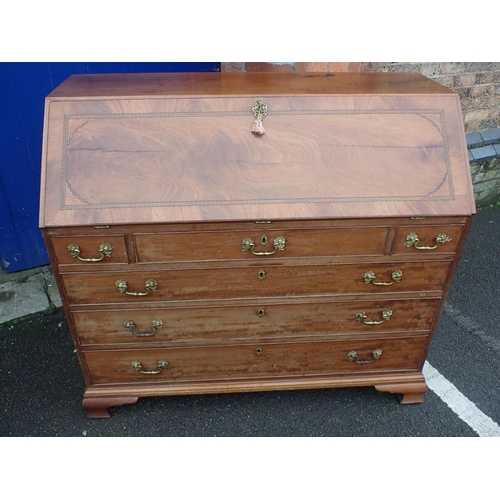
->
[252,115,266,136]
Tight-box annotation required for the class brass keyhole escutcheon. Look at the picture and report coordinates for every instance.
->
[258,269,266,280]
[260,234,268,246]
[252,100,268,119]
[258,308,265,317]
[256,347,263,356]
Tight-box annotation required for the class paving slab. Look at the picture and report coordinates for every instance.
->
[0,273,50,324]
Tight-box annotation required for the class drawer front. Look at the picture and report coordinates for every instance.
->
[392,225,463,255]
[51,235,128,265]
[61,261,452,305]
[73,298,440,346]
[134,226,389,263]
[84,336,428,384]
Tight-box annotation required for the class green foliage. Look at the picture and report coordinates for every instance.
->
[478,200,500,211]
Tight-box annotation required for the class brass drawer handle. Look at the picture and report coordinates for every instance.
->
[123,319,163,337]
[364,270,402,286]
[67,242,113,262]
[348,349,383,364]
[356,310,393,325]
[131,359,169,375]
[242,236,286,256]
[405,232,452,250]
[115,279,158,296]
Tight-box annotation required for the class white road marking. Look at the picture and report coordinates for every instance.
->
[423,361,500,437]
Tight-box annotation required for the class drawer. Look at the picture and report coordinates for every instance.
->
[392,225,463,255]
[134,226,389,263]
[72,298,440,346]
[84,336,428,384]
[61,261,452,305]
[51,235,128,265]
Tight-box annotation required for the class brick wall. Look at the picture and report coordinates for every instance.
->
[377,63,500,133]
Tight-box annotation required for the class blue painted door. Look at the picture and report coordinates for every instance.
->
[0,62,220,273]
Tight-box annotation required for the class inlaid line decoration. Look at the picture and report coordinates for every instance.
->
[60,108,455,211]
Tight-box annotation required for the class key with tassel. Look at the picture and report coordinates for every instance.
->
[251,100,268,136]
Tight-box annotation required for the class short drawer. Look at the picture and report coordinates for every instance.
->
[51,235,128,265]
[72,298,440,346]
[134,225,389,263]
[84,336,428,385]
[392,225,464,255]
[61,261,452,305]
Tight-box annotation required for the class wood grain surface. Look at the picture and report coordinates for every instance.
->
[60,260,452,305]
[72,298,440,346]
[83,336,428,385]
[40,73,475,414]
[40,73,475,227]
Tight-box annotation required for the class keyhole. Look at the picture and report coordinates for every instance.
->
[260,234,268,246]
[258,308,265,317]
[258,269,266,280]
[256,347,263,356]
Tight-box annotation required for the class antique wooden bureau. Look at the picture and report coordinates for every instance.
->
[39,72,475,418]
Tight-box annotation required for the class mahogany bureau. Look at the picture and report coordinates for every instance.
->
[39,72,475,418]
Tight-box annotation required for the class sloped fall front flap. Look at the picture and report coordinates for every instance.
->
[40,72,475,227]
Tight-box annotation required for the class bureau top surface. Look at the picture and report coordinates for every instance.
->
[47,72,454,98]
[40,72,475,227]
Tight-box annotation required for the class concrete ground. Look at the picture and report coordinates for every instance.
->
[1,207,499,437]
[0,265,61,324]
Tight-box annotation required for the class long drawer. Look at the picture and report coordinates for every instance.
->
[134,226,389,263]
[84,336,428,385]
[72,298,440,346]
[61,260,452,305]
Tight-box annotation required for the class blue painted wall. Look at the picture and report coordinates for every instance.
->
[0,62,220,273]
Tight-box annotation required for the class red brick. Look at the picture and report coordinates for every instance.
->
[477,72,494,84]
[307,62,329,72]
[328,62,349,72]
[348,62,361,72]
[295,62,307,72]
[456,73,477,87]
[470,85,495,98]
[465,109,490,121]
